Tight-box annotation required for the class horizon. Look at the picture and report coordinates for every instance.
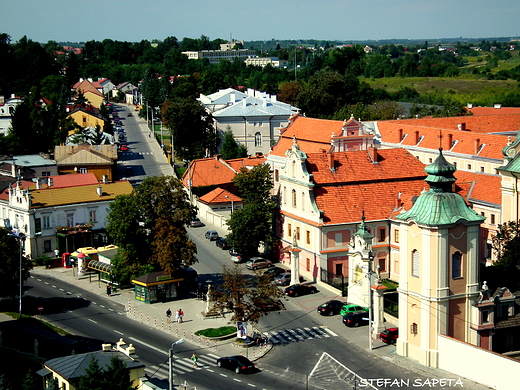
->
[1,0,518,45]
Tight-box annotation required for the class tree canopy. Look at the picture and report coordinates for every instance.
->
[491,220,520,289]
[226,164,277,259]
[220,129,247,160]
[106,176,197,283]
[77,355,135,390]
[0,227,32,298]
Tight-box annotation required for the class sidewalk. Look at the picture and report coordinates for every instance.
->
[31,265,271,362]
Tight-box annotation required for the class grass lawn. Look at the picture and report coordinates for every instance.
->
[194,326,236,338]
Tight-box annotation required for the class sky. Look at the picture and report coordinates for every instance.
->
[1,0,519,44]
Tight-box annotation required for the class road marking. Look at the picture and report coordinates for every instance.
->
[114,330,124,335]
[207,369,214,372]
[108,308,114,312]
[88,319,97,324]
[219,373,228,377]
[247,384,256,387]
[51,285,56,288]
[37,279,42,281]
[128,337,168,355]
[99,305,105,308]
[59,288,65,292]
[322,327,338,337]
[233,378,241,382]
[44,282,49,285]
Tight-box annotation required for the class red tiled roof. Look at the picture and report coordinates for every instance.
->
[303,148,428,225]
[226,155,266,171]
[453,170,502,205]
[307,148,427,185]
[199,187,242,204]
[467,107,520,116]
[377,121,508,160]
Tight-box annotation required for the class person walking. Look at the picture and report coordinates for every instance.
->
[175,309,180,323]
[166,308,172,323]
[191,352,198,368]
[106,283,112,297]
[178,308,184,323]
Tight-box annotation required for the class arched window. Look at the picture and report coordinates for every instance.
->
[254,132,262,147]
[452,252,462,279]
[292,189,296,208]
[412,249,419,277]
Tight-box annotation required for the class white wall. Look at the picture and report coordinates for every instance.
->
[438,334,520,390]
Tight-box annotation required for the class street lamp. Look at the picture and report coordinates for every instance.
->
[169,338,184,390]
[368,250,374,350]
[224,195,234,214]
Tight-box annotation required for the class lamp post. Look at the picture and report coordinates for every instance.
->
[169,338,184,390]
[224,195,234,214]
[368,250,374,351]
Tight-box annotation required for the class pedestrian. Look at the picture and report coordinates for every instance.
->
[178,308,184,323]
[54,248,59,258]
[106,283,112,297]
[175,309,180,323]
[191,352,198,368]
[166,308,172,323]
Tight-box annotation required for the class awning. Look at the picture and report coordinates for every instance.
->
[36,367,52,377]
[87,260,114,273]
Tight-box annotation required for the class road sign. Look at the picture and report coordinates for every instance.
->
[38,306,43,312]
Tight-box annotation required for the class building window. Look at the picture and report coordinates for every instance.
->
[378,228,386,242]
[335,232,342,247]
[306,230,310,244]
[288,224,292,237]
[428,158,433,163]
[490,214,496,224]
[480,166,485,172]
[44,240,52,253]
[452,252,462,279]
[79,168,87,174]
[66,213,74,227]
[411,323,418,335]
[482,310,489,323]
[394,229,400,243]
[480,211,485,217]
[35,218,41,233]
[467,164,472,170]
[274,169,279,182]
[254,132,262,147]
[41,171,51,177]
[292,189,296,208]
[378,256,386,272]
[42,215,51,229]
[453,161,457,168]
[89,210,97,223]
[412,249,419,277]
[306,258,310,271]
[296,227,300,240]
[336,263,343,276]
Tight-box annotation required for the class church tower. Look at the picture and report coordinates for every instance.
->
[395,149,485,367]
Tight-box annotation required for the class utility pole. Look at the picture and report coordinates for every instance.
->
[368,251,374,351]
[169,338,184,390]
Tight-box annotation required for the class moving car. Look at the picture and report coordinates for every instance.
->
[189,217,203,227]
[317,299,345,316]
[284,284,317,297]
[216,237,230,249]
[380,327,399,344]
[245,257,273,270]
[205,230,219,240]
[342,312,370,327]
[340,304,369,317]
[216,355,255,374]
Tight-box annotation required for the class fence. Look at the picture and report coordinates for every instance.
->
[320,269,347,297]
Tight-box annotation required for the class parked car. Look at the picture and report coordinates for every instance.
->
[340,304,369,317]
[120,144,128,151]
[284,284,317,297]
[180,267,198,285]
[216,237,230,249]
[274,272,292,286]
[317,299,345,316]
[263,266,287,278]
[230,250,242,263]
[205,230,219,240]
[342,312,370,327]
[216,355,255,374]
[189,217,203,227]
[245,257,273,270]
[254,297,284,312]
[123,166,133,176]
[380,327,399,344]
[127,113,133,117]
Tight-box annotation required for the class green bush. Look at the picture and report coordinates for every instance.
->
[34,255,51,266]
[194,326,236,338]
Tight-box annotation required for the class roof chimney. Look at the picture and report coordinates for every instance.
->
[447,134,453,149]
[328,153,335,172]
[415,131,420,144]
[36,178,41,189]
[398,129,403,142]
[96,186,103,196]
[457,123,466,131]
[396,192,402,209]
[368,146,378,163]
[475,138,481,155]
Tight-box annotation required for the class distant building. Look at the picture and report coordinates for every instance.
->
[0,95,23,136]
[182,49,257,64]
[244,57,288,68]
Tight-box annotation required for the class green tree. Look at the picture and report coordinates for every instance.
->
[0,227,32,298]
[220,129,247,159]
[226,164,277,259]
[161,98,217,161]
[44,378,59,390]
[104,356,135,390]
[492,220,520,289]
[21,370,38,390]
[211,264,285,324]
[106,176,197,283]
[77,356,104,390]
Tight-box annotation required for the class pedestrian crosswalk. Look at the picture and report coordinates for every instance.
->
[146,352,220,379]
[264,326,338,345]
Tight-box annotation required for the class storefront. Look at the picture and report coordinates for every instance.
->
[132,272,183,304]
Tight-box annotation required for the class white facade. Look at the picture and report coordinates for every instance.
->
[0,95,23,136]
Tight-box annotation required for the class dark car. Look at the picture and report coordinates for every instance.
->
[216,237,230,249]
[205,230,219,240]
[216,355,255,374]
[263,266,287,278]
[317,299,345,316]
[342,312,370,327]
[284,284,317,297]
[380,327,399,344]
